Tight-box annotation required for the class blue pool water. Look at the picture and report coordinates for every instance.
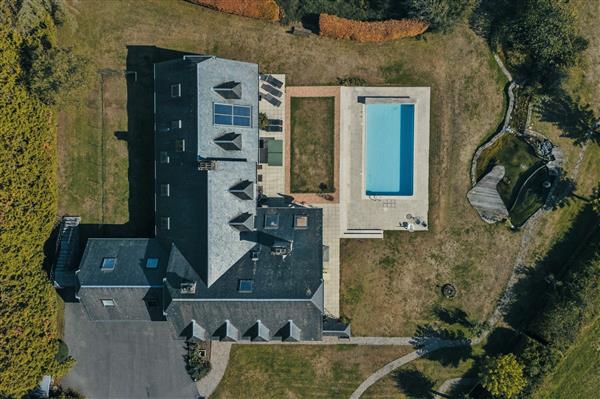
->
[365,103,414,196]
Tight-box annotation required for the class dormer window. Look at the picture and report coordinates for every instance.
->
[101,299,115,307]
[160,183,170,197]
[175,139,185,152]
[160,151,170,164]
[101,257,116,271]
[171,120,182,129]
[214,81,242,100]
[160,216,170,230]
[170,83,181,98]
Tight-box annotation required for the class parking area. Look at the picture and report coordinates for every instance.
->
[62,303,198,399]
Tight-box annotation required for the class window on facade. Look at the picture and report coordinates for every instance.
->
[171,120,182,129]
[101,299,115,307]
[213,103,251,127]
[146,258,159,269]
[160,151,170,164]
[101,257,116,271]
[160,216,170,230]
[238,279,254,293]
[175,139,185,152]
[170,83,181,98]
[160,183,170,197]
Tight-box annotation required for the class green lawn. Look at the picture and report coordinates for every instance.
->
[534,317,600,399]
[290,97,335,193]
[213,345,412,399]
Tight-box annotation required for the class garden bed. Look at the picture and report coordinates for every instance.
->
[290,97,335,193]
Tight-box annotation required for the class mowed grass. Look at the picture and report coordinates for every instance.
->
[212,345,412,399]
[363,346,483,398]
[534,317,600,399]
[290,97,335,193]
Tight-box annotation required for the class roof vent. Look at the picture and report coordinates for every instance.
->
[198,160,217,171]
[229,180,254,200]
[229,213,254,232]
[214,132,242,151]
[180,282,197,294]
[214,81,242,100]
[271,240,291,256]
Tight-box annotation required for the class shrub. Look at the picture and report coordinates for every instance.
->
[187,0,281,21]
[185,342,212,381]
[405,0,474,32]
[336,76,366,86]
[319,13,428,42]
[259,112,269,130]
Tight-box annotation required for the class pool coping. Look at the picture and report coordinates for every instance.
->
[284,86,340,204]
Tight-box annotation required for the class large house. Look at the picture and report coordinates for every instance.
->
[69,55,325,342]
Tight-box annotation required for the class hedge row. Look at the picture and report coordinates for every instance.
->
[0,2,74,396]
[187,0,280,21]
[319,13,429,42]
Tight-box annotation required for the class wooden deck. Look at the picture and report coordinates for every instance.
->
[467,165,509,223]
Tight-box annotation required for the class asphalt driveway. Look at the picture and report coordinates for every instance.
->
[62,303,198,399]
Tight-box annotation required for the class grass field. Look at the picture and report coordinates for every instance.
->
[533,317,600,399]
[290,97,335,193]
[212,345,412,399]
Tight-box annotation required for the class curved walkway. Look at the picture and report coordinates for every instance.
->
[349,339,471,399]
[196,342,232,398]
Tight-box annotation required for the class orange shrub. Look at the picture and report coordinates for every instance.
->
[319,13,429,42]
[187,0,280,21]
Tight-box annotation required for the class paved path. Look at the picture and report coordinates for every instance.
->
[349,339,471,399]
[196,342,232,398]
[433,378,476,399]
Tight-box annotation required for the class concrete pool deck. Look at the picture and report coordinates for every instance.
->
[340,86,430,234]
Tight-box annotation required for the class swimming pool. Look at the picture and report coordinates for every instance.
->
[365,103,415,196]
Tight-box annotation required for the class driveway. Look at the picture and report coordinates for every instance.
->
[62,303,198,399]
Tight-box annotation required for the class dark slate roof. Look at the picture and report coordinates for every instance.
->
[166,299,322,341]
[77,239,168,287]
[154,55,259,287]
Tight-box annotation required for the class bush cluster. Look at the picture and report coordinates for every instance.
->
[0,1,76,396]
[319,13,428,42]
[187,0,281,21]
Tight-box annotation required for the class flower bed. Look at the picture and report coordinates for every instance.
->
[319,13,428,42]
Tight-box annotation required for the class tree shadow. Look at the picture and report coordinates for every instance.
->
[411,324,473,367]
[537,88,600,145]
[433,306,475,329]
[393,368,435,399]
[483,327,523,356]
[504,204,600,333]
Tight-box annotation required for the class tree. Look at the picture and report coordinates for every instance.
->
[494,0,587,84]
[479,354,526,398]
[591,183,600,215]
[405,0,474,32]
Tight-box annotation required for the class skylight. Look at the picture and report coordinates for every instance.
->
[213,103,251,127]
[101,257,116,271]
[238,279,254,293]
[101,299,115,307]
[264,214,279,229]
[146,258,159,269]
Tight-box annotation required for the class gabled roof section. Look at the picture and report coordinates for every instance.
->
[244,320,270,342]
[214,81,242,99]
[229,180,254,200]
[214,132,242,151]
[277,320,301,342]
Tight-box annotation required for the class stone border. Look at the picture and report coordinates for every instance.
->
[285,86,340,204]
[470,54,516,186]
